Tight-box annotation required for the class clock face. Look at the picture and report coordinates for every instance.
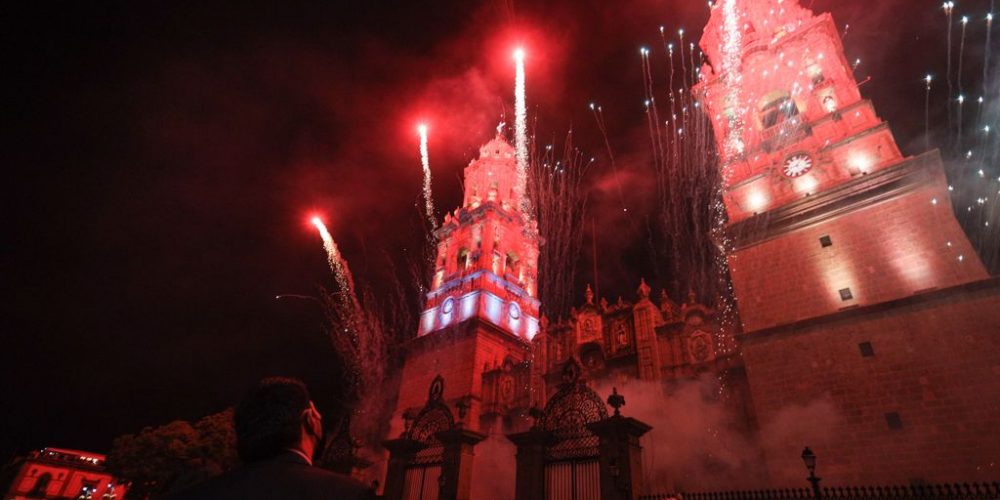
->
[783,153,813,177]
[508,301,521,320]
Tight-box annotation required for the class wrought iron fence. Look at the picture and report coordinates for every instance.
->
[640,482,1000,500]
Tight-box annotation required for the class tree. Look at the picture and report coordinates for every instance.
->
[107,409,238,499]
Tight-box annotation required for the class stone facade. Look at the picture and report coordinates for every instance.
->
[385,0,1000,490]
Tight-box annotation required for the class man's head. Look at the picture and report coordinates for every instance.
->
[234,377,324,462]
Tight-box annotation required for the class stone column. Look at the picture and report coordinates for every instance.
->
[435,428,486,500]
[381,438,426,500]
[587,415,652,500]
[505,428,554,500]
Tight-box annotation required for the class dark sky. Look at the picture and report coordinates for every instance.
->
[3,0,994,458]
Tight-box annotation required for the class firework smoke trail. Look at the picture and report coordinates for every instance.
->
[529,131,593,317]
[589,103,630,214]
[513,48,532,219]
[713,0,745,340]
[690,43,698,87]
[986,13,994,98]
[417,124,437,231]
[959,94,966,147]
[312,217,356,300]
[926,74,934,151]
[931,3,1000,273]
[678,29,689,89]
[959,16,968,97]
[309,217,400,453]
[719,0,745,165]
[641,48,666,172]
[946,2,955,132]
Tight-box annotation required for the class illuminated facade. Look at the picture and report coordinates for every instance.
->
[695,0,988,331]
[384,0,1000,491]
[394,132,541,436]
[1,448,127,500]
[692,0,1000,484]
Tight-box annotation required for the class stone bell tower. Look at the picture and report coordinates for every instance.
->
[693,0,1000,484]
[695,0,987,332]
[393,131,541,435]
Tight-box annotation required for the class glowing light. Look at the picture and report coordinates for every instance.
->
[417,124,436,230]
[796,175,819,195]
[746,189,769,213]
[513,46,531,218]
[849,152,874,173]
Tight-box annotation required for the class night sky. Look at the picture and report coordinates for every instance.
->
[4,0,993,459]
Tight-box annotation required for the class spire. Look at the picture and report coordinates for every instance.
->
[637,278,651,299]
[462,133,522,212]
[700,0,813,82]
[585,284,595,305]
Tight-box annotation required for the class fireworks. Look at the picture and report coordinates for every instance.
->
[311,216,356,301]
[513,47,532,219]
[926,74,934,150]
[417,124,436,231]
[309,215,399,448]
[719,0,745,163]
[529,131,593,317]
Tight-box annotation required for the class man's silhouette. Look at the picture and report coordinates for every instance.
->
[169,377,370,499]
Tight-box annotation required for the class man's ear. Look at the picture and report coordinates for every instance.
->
[305,403,324,437]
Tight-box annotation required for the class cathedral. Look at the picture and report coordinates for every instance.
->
[378,0,1000,497]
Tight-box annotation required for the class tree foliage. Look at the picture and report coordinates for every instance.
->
[107,409,238,499]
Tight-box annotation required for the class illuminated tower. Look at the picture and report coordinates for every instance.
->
[394,131,541,434]
[695,0,987,332]
[694,0,1000,484]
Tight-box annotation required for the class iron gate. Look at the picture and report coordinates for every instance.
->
[401,376,453,500]
[540,359,608,500]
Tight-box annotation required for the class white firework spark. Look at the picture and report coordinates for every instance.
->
[417,124,436,231]
[513,47,533,219]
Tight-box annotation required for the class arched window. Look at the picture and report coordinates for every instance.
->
[758,91,799,129]
[457,248,470,270]
[505,252,519,276]
[28,472,52,496]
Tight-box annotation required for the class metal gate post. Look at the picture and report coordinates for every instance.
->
[505,428,554,500]
[587,390,652,500]
[382,438,427,500]
[435,428,486,500]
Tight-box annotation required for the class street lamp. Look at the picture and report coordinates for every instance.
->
[801,447,822,499]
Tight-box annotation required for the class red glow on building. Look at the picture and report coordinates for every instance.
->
[2,448,128,500]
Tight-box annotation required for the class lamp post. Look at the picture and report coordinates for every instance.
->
[801,447,822,499]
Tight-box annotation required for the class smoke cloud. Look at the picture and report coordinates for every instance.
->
[594,376,840,492]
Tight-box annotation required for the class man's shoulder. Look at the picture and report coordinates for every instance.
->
[292,463,370,491]
[167,457,371,500]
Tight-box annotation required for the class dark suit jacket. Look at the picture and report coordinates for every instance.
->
[166,451,371,500]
